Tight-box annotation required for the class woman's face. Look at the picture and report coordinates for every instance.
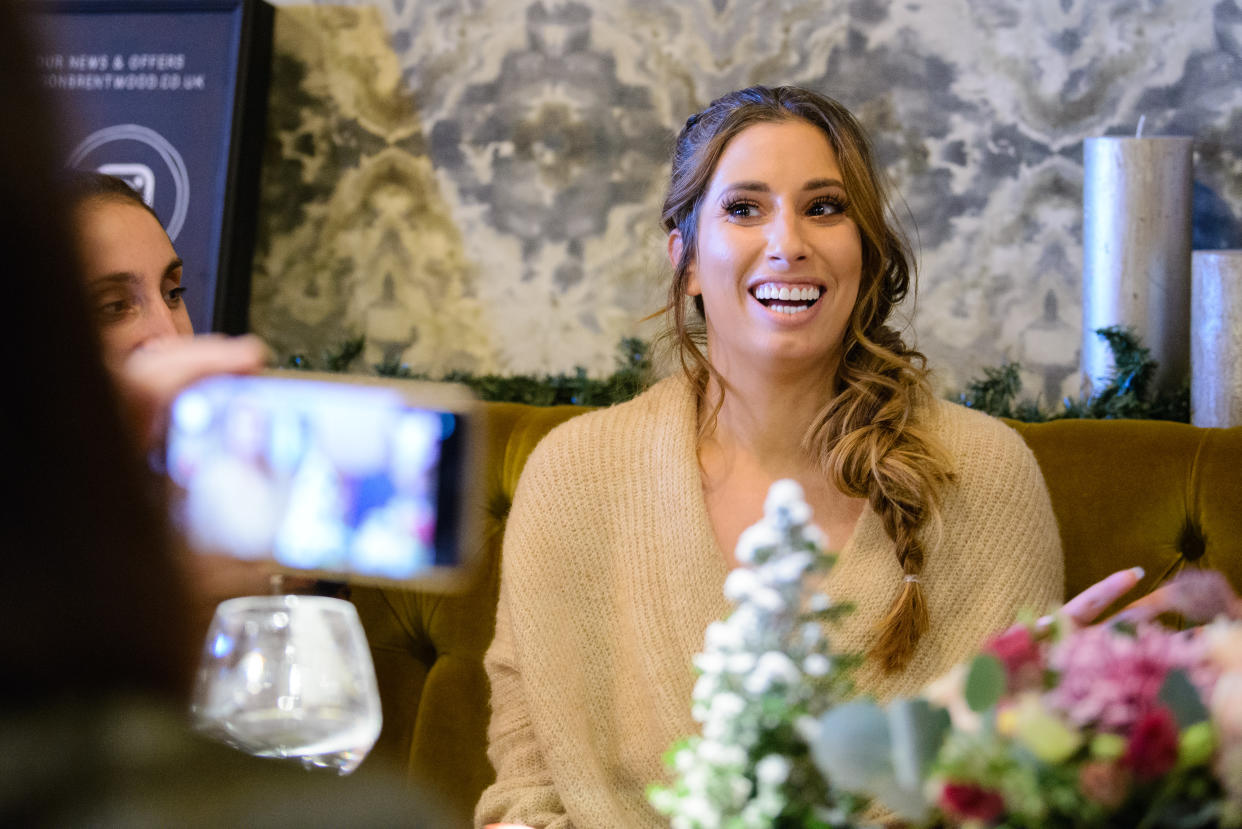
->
[673,118,863,380]
[75,198,193,367]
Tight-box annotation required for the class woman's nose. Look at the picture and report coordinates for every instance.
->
[133,303,183,349]
[765,209,809,269]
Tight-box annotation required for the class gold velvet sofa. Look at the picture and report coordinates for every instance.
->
[349,401,1242,825]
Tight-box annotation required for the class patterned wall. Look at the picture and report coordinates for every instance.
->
[251,0,1242,402]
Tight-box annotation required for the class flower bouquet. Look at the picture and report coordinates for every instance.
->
[655,480,1242,828]
[806,579,1242,828]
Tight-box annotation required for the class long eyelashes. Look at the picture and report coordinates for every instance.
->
[807,195,849,216]
[719,194,849,220]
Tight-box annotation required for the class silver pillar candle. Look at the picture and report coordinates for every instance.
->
[1191,250,1242,427]
[1082,136,1194,394]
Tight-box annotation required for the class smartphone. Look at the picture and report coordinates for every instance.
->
[165,371,479,589]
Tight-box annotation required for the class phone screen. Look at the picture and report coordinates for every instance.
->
[165,374,472,584]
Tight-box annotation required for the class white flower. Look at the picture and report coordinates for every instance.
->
[710,691,746,720]
[756,754,791,786]
[726,651,757,675]
[735,522,782,563]
[806,592,831,613]
[802,522,827,548]
[699,739,747,769]
[723,568,762,603]
[802,653,832,677]
[764,479,805,515]
[705,620,743,652]
[694,651,725,675]
[729,775,754,807]
[692,673,718,702]
[744,651,800,695]
[763,550,812,584]
[747,585,786,614]
[673,747,697,774]
[799,622,822,650]
[681,794,719,826]
[784,499,813,527]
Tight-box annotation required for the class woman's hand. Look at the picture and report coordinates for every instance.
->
[117,334,268,450]
[1040,566,1147,629]
[1112,569,1242,625]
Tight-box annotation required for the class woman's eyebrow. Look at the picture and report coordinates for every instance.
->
[163,257,184,278]
[721,178,846,193]
[87,271,141,289]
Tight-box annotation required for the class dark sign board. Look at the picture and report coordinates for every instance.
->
[32,0,273,334]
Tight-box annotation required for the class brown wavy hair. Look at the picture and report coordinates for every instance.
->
[660,85,954,672]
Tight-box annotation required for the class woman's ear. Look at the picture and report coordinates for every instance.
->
[668,229,700,296]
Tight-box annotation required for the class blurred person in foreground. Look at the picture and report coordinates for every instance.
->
[0,5,442,825]
[64,168,323,610]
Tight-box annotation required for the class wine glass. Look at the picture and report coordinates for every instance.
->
[191,594,382,774]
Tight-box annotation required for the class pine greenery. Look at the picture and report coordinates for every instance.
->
[286,326,1189,422]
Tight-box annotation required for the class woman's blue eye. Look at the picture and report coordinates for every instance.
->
[726,201,758,218]
[165,286,187,306]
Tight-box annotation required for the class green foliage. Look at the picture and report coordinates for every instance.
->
[290,326,1189,422]
[285,336,652,407]
[958,326,1191,423]
[964,653,1006,713]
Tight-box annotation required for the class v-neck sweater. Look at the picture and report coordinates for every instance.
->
[476,376,1063,828]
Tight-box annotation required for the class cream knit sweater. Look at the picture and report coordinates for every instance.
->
[476,376,1063,828]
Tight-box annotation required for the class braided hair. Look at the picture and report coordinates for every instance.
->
[659,86,954,672]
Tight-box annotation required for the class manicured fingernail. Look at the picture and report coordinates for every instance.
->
[1130,566,1145,580]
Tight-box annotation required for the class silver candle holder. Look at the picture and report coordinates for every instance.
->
[1082,136,1194,395]
[1191,250,1242,428]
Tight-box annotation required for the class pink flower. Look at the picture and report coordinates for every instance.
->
[984,624,1044,691]
[1045,622,1215,733]
[1122,707,1180,781]
[939,782,1005,823]
[1079,761,1130,808]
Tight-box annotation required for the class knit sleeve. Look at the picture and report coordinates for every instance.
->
[474,437,572,829]
[474,580,570,828]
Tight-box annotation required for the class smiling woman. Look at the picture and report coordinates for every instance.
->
[475,86,1066,829]
[67,171,194,367]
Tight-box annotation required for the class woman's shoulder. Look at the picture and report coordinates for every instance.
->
[510,375,695,500]
[922,397,1040,481]
[523,375,692,465]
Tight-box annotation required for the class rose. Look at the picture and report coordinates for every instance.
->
[984,624,1043,692]
[939,782,1005,823]
[1122,707,1180,781]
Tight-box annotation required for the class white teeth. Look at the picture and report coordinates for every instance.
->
[751,283,822,312]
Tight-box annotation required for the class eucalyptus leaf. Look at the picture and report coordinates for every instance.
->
[964,653,1006,713]
[804,700,892,793]
[887,698,951,790]
[1159,668,1209,728]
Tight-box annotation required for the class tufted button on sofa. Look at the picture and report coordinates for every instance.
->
[350,402,1242,826]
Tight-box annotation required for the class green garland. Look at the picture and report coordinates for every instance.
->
[956,326,1189,423]
[286,326,1189,422]
[287,336,652,407]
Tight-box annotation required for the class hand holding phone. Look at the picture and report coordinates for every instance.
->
[166,372,478,588]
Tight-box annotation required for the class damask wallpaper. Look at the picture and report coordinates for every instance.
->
[251,0,1242,402]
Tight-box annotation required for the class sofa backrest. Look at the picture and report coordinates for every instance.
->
[351,402,1242,825]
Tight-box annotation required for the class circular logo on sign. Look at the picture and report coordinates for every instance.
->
[67,124,190,241]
